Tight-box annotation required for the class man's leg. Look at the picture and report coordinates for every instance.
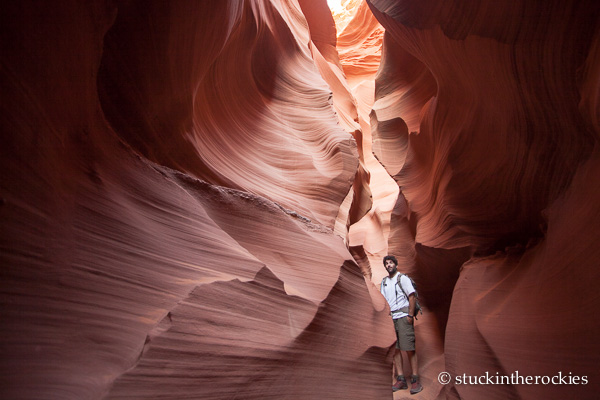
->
[392,319,408,391]
[406,350,418,376]
[394,348,404,377]
[406,350,423,394]
[392,349,408,391]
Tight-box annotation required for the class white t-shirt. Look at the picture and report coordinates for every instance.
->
[380,272,415,320]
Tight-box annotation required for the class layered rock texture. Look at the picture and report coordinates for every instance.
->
[368,0,600,399]
[1,1,599,400]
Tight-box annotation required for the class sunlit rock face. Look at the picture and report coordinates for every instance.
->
[98,1,359,229]
[368,0,600,398]
[0,1,393,399]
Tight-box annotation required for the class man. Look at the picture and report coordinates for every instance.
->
[380,255,423,394]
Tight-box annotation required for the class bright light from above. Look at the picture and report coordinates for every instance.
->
[326,0,360,35]
[327,0,346,14]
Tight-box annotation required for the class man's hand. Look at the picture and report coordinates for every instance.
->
[408,293,416,324]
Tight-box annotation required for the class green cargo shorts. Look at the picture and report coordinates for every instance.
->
[393,317,415,351]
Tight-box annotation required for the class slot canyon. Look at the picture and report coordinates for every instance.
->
[1,0,599,399]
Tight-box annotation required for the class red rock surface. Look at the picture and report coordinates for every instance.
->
[1,0,599,399]
[368,0,600,398]
[0,1,387,398]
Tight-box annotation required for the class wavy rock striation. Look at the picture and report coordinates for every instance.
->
[369,0,600,398]
[0,1,392,399]
[98,1,356,229]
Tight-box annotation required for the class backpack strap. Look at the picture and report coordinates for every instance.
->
[396,273,409,299]
[390,273,410,314]
[396,273,417,315]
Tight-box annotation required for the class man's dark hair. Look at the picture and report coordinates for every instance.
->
[383,255,398,266]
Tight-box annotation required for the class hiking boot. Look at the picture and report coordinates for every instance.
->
[392,376,408,391]
[410,375,423,394]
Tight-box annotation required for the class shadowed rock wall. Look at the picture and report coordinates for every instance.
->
[368,0,600,398]
[1,1,392,399]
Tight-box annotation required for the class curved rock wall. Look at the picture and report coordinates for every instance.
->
[0,1,392,399]
[369,0,600,398]
[98,1,359,229]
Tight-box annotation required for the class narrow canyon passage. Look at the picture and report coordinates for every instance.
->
[1,1,599,400]
[322,0,400,277]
